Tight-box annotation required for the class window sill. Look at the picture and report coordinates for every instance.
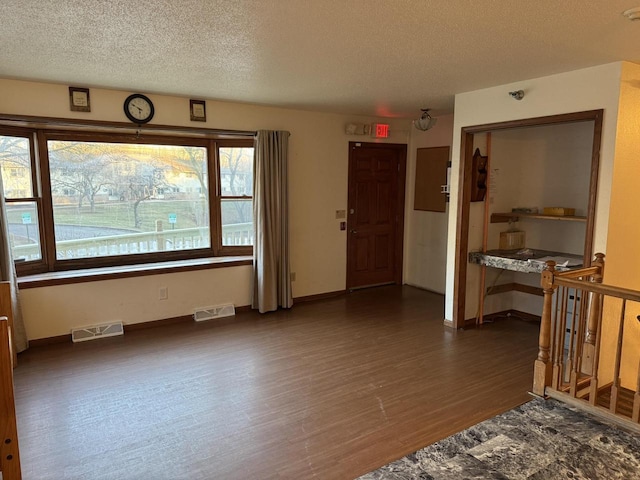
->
[18,256,253,289]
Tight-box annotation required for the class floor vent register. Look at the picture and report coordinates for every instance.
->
[71,322,124,343]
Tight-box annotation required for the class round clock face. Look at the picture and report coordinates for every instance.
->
[124,94,154,124]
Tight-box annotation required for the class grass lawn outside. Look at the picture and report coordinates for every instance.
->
[9,199,208,233]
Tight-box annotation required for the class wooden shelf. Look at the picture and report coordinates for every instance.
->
[491,212,587,223]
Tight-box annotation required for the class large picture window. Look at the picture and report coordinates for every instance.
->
[0,127,254,275]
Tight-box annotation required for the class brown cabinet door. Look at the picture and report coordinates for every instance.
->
[414,146,450,212]
[347,142,406,290]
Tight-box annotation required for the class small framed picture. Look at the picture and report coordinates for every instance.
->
[190,99,206,122]
[69,87,91,112]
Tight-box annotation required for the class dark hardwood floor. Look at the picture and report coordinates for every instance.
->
[14,285,540,480]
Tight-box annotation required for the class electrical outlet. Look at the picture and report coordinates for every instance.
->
[158,286,168,300]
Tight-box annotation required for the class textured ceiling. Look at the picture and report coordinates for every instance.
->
[1,0,640,118]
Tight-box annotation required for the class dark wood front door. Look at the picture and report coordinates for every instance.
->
[347,142,406,290]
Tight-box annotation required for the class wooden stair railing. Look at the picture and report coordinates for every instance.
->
[0,281,18,368]
[533,253,640,430]
[0,317,21,479]
[0,280,22,479]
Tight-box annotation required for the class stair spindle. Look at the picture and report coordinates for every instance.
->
[552,286,565,390]
[609,299,627,414]
[588,290,605,406]
[571,286,588,398]
[583,254,604,374]
[566,286,577,390]
[633,357,640,423]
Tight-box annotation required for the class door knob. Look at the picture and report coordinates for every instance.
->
[350,230,358,234]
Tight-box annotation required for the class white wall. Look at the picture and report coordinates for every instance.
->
[0,78,412,339]
[598,61,640,388]
[20,266,253,340]
[446,62,623,322]
[403,114,453,294]
[488,123,592,254]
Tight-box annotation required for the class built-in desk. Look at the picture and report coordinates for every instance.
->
[469,249,584,305]
[468,249,583,273]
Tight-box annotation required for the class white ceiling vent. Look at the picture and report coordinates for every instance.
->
[71,322,124,343]
[193,304,236,322]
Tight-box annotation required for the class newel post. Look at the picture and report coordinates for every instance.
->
[533,261,557,396]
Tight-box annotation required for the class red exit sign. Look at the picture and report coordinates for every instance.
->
[373,123,390,138]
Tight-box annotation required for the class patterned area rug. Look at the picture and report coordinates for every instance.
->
[358,398,640,479]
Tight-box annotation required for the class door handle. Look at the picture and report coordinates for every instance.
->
[350,230,358,234]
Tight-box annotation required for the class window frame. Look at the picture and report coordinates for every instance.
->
[0,125,254,276]
[215,139,254,257]
[0,126,48,276]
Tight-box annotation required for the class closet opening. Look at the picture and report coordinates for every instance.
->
[452,110,603,329]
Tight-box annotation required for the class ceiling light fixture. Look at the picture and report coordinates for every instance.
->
[509,90,525,100]
[414,109,437,131]
[623,7,640,20]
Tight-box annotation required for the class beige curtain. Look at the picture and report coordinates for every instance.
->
[0,173,28,353]
[252,130,293,313]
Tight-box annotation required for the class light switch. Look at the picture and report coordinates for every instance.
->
[340,221,346,231]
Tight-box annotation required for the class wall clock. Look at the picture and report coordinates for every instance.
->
[123,93,155,124]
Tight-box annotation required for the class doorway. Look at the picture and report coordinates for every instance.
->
[452,110,603,328]
[346,142,407,290]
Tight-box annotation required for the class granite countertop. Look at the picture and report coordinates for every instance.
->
[468,249,584,273]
